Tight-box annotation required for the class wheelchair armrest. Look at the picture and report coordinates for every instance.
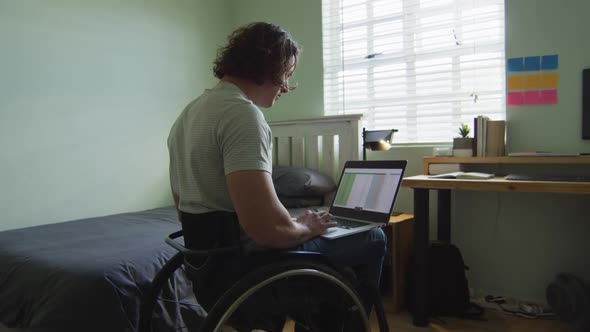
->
[167,231,339,276]
[165,230,239,258]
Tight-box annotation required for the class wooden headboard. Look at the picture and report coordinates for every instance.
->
[268,114,363,182]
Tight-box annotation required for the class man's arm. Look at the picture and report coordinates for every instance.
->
[171,188,182,222]
[226,170,336,249]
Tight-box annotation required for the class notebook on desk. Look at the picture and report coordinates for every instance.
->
[429,171,494,179]
[321,160,407,239]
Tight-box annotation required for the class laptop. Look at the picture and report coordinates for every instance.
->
[321,160,407,239]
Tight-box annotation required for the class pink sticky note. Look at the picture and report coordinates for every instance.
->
[540,89,558,104]
[524,90,540,104]
[507,92,524,105]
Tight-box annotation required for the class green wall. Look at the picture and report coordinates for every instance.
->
[0,0,231,230]
[230,0,325,121]
[506,0,590,153]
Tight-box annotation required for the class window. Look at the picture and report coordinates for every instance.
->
[322,0,505,144]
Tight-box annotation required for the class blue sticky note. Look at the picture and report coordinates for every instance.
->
[541,54,559,70]
[507,57,524,72]
[524,56,541,71]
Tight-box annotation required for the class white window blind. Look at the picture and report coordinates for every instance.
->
[322,0,505,144]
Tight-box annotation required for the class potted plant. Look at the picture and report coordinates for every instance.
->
[453,123,474,157]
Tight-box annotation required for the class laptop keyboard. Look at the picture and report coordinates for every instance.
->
[334,218,367,229]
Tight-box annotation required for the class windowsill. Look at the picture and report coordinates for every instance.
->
[391,142,453,148]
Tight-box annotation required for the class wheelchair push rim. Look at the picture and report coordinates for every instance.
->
[203,261,371,332]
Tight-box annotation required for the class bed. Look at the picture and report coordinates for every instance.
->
[0,114,362,332]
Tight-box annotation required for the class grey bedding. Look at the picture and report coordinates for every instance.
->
[0,206,202,332]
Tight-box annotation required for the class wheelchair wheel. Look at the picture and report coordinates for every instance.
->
[200,259,371,332]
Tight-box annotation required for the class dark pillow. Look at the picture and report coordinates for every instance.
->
[272,166,337,197]
[278,196,324,208]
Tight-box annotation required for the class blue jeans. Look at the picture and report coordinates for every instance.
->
[296,228,387,314]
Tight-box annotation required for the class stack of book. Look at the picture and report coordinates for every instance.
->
[474,116,506,157]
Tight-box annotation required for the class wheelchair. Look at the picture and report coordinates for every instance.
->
[140,213,390,332]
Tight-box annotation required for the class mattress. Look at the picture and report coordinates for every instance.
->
[0,206,203,332]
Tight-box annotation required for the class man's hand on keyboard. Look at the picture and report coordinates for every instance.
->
[295,209,337,236]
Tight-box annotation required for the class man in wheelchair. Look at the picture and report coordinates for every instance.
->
[165,22,388,331]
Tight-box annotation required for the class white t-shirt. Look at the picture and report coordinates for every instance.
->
[168,81,273,214]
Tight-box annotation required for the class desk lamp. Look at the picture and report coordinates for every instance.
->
[362,128,398,160]
[362,127,402,216]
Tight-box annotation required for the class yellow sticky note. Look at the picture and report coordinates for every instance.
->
[507,75,524,90]
[540,73,559,89]
[524,74,541,89]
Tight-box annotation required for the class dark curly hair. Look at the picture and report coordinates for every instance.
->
[213,22,300,87]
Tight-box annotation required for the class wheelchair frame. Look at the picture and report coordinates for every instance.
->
[140,230,390,332]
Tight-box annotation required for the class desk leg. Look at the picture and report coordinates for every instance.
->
[412,188,429,326]
[437,189,451,242]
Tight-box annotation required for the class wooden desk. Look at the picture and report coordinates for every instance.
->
[403,175,590,194]
[402,156,590,326]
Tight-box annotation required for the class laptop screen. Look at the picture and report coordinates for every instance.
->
[329,160,406,223]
